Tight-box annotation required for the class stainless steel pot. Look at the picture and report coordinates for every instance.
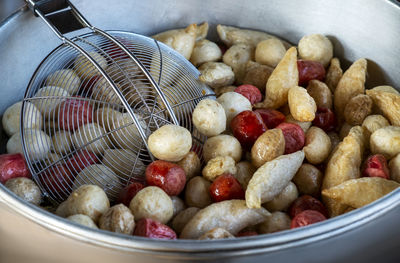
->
[1,0,400,262]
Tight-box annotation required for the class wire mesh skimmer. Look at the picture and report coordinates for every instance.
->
[20,0,214,203]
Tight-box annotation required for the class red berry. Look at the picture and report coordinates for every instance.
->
[57,96,93,131]
[209,173,245,202]
[0,153,31,184]
[41,165,74,198]
[362,154,390,179]
[297,60,326,86]
[231,110,267,149]
[117,182,146,206]
[236,230,258,237]
[133,218,177,240]
[290,210,327,229]
[65,150,99,174]
[276,123,305,154]
[254,109,286,129]
[289,195,329,218]
[234,84,262,104]
[145,160,186,196]
[312,107,336,132]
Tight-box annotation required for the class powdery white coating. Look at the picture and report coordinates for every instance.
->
[52,130,73,154]
[102,149,146,181]
[190,39,222,66]
[172,207,200,235]
[185,176,212,208]
[67,214,98,229]
[370,126,400,159]
[255,38,286,67]
[288,86,317,122]
[246,151,305,208]
[74,51,108,79]
[180,200,270,239]
[217,92,252,127]
[199,62,235,88]
[99,204,135,234]
[46,69,81,95]
[257,211,291,234]
[148,125,192,162]
[192,99,226,137]
[362,115,390,140]
[203,135,242,163]
[66,184,110,222]
[263,182,298,212]
[303,127,332,164]
[298,34,333,67]
[72,123,110,155]
[73,164,122,199]
[223,43,254,84]
[5,177,42,205]
[202,156,237,181]
[7,129,51,161]
[129,186,173,224]
[198,228,234,240]
[2,101,43,136]
[32,86,70,118]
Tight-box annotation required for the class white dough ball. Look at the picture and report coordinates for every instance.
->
[217,92,251,128]
[298,34,333,67]
[7,129,51,161]
[255,38,286,67]
[2,101,43,136]
[192,99,226,137]
[46,69,81,95]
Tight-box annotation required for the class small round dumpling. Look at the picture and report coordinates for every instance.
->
[190,39,222,67]
[52,130,73,154]
[7,129,51,161]
[5,177,42,205]
[72,123,110,155]
[129,186,173,224]
[99,204,135,234]
[217,92,251,127]
[192,99,226,137]
[32,86,70,118]
[203,134,242,163]
[255,38,286,67]
[46,69,81,95]
[74,51,108,80]
[2,102,43,136]
[66,184,110,222]
[148,124,192,162]
[73,164,122,198]
[298,34,333,67]
[67,214,98,229]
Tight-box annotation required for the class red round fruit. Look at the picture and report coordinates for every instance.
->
[65,150,99,174]
[276,122,305,154]
[236,230,258,237]
[117,181,146,206]
[289,195,329,218]
[362,154,390,179]
[57,96,93,131]
[133,218,177,240]
[41,165,74,198]
[230,110,267,149]
[0,153,31,184]
[145,160,186,196]
[297,60,326,86]
[254,109,286,129]
[312,107,336,132]
[290,210,327,229]
[234,84,262,104]
[209,173,245,202]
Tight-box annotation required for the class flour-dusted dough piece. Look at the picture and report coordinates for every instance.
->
[322,177,400,208]
[192,99,226,137]
[223,44,254,84]
[288,86,317,122]
[2,101,43,136]
[217,92,251,127]
[366,89,400,126]
[180,200,270,239]
[199,62,235,88]
[203,134,242,163]
[298,34,333,67]
[7,129,51,161]
[190,39,222,67]
[46,69,81,95]
[245,150,305,208]
[370,126,400,160]
[255,47,299,109]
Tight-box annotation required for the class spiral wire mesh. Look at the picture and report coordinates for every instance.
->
[21,30,214,203]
